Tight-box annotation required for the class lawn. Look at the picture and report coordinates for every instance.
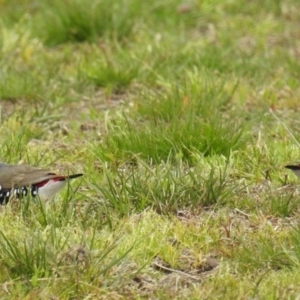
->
[0,0,300,299]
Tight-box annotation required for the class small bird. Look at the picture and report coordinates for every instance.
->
[285,164,300,180]
[0,162,83,205]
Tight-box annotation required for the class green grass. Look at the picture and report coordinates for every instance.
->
[0,0,300,298]
[31,0,142,45]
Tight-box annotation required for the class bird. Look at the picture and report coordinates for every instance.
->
[0,162,83,205]
[285,164,300,180]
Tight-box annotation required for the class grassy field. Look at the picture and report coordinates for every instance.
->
[0,0,300,298]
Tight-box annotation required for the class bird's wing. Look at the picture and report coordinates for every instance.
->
[0,164,56,188]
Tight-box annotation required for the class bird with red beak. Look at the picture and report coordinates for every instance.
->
[0,162,83,205]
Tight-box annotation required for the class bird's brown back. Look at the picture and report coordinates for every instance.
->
[0,163,58,188]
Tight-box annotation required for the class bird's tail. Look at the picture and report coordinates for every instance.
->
[66,173,84,180]
[54,173,83,182]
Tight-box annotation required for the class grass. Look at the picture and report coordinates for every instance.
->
[0,0,300,298]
